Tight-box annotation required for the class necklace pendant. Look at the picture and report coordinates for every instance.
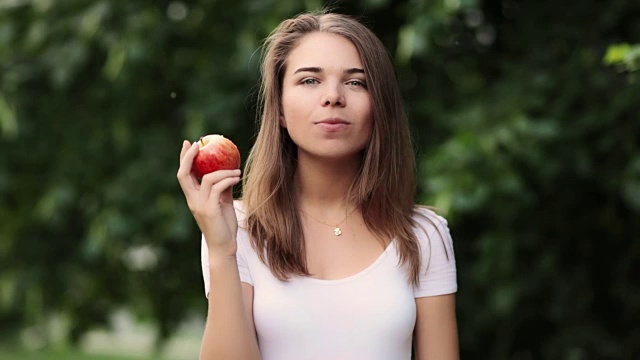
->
[334,227,342,236]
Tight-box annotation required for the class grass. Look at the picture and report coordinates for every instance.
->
[0,346,143,360]
[0,310,203,359]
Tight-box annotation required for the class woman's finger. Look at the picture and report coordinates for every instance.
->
[178,142,199,175]
[220,180,235,205]
[199,169,242,199]
[179,141,201,191]
[177,171,198,203]
[177,142,201,191]
[207,176,241,207]
[179,140,190,162]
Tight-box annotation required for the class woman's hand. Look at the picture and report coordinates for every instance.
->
[177,140,241,258]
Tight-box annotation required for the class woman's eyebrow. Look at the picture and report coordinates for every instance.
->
[293,67,366,74]
[344,68,365,74]
[294,67,322,74]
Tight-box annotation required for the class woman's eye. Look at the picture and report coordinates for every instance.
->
[301,78,318,85]
[347,80,367,88]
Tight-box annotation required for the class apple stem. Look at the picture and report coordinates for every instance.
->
[199,137,204,146]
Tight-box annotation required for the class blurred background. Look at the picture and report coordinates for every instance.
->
[1,0,639,359]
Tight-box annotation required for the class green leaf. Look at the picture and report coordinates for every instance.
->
[0,95,17,139]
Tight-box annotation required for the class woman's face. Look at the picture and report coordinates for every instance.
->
[280,32,373,162]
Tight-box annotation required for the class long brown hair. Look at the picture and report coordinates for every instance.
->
[242,11,425,284]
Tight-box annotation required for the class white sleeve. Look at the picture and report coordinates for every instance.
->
[201,233,254,299]
[413,211,458,298]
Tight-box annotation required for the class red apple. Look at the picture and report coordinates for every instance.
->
[192,134,241,179]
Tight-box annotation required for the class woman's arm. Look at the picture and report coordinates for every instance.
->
[414,294,459,360]
[199,257,260,360]
[177,141,261,360]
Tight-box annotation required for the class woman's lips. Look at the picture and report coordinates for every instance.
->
[315,118,350,132]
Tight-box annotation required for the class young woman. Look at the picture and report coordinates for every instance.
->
[177,11,459,360]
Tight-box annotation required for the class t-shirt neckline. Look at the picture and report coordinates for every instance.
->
[298,239,397,285]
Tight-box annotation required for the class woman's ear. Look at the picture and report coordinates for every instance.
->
[279,115,287,128]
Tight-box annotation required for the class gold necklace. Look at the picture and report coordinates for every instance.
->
[300,207,357,236]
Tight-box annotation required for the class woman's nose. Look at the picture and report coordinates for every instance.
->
[322,85,346,107]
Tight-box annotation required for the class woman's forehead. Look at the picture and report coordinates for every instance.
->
[284,32,364,74]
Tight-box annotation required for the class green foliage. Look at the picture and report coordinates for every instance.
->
[604,43,640,72]
[0,345,138,360]
[1,0,638,359]
[414,1,640,358]
[604,42,640,83]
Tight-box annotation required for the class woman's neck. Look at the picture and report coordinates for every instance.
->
[294,152,360,213]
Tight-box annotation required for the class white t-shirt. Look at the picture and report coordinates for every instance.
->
[201,205,457,360]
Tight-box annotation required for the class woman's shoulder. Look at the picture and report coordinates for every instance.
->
[410,206,457,295]
[410,205,454,255]
[411,205,450,234]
